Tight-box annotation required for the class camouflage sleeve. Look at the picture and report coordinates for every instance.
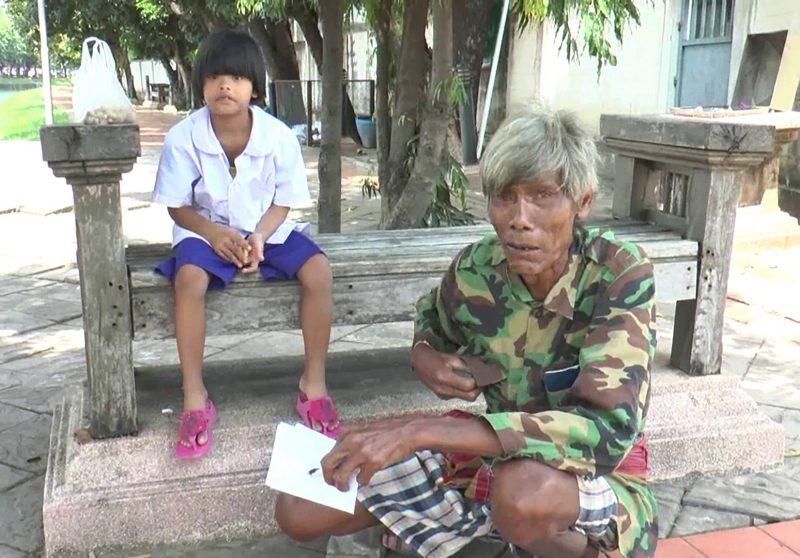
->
[413,250,469,353]
[481,258,656,477]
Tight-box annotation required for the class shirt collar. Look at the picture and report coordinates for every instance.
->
[487,229,583,319]
[191,106,274,157]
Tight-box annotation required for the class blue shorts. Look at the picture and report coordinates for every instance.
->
[155,231,324,290]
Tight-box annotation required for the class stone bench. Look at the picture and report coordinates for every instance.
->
[126,220,699,340]
[42,352,784,556]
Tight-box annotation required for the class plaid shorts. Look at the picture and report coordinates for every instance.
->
[358,451,618,558]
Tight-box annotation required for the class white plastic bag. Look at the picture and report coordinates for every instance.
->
[72,37,135,124]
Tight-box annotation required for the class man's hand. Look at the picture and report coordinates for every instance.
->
[208,225,251,268]
[411,342,480,401]
[241,232,266,273]
[321,419,418,491]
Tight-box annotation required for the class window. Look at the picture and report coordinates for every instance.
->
[685,0,734,41]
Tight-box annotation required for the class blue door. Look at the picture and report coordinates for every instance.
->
[676,0,735,107]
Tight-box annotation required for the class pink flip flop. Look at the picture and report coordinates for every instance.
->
[296,390,342,439]
[175,398,217,460]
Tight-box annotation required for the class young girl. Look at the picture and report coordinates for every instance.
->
[153,29,341,460]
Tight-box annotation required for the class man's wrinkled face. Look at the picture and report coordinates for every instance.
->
[488,173,593,281]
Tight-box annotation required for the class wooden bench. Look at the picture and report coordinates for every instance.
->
[147,83,170,105]
[43,123,739,440]
[126,219,699,344]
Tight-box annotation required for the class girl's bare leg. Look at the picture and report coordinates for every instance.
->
[295,254,333,399]
[174,264,210,445]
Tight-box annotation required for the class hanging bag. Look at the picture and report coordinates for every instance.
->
[72,37,135,124]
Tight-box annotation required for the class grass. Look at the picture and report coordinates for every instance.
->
[0,76,71,86]
[0,76,39,86]
[0,87,70,140]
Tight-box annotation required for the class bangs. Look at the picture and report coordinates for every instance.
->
[199,43,259,81]
[192,30,267,107]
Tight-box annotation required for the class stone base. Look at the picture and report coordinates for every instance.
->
[43,350,784,557]
[734,193,800,251]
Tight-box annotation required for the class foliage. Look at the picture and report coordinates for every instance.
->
[433,72,467,107]
[0,4,37,68]
[512,0,648,71]
[423,152,476,227]
[0,87,69,140]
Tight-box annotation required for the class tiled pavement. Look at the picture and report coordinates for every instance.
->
[1,103,800,557]
[656,519,800,557]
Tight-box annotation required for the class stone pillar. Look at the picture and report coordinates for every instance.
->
[40,124,140,438]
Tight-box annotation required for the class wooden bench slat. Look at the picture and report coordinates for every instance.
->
[128,238,697,284]
[123,220,672,257]
[127,219,699,339]
[131,256,697,340]
[125,223,689,263]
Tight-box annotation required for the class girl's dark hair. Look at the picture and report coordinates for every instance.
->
[193,29,267,107]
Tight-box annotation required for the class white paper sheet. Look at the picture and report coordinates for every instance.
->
[265,422,358,514]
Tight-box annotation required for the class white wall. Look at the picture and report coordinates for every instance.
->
[506,1,681,133]
[130,60,169,96]
[751,0,800,32]
[729,0,800,101]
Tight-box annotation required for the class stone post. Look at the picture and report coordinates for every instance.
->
[40,124,140,438]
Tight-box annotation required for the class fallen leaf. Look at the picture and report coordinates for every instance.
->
[74,428,93,444]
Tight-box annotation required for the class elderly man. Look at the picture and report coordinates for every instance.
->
[275,107,658,558]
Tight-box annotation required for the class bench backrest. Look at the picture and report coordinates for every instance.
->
[126,220,698,340]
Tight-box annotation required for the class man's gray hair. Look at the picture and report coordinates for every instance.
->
[480,106,599,203]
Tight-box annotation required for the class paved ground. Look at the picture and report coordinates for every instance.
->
[0,102,799,557]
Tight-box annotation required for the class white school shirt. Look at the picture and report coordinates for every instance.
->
[152,106,312,247]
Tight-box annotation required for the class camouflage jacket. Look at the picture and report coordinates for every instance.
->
[414,227,659,558]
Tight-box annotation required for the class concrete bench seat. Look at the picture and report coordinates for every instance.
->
[126,220,699,345]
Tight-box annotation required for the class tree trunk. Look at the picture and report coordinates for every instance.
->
[456,0,492,108]
[116,48,137,101]
[453,0,491,163]
[248,18,307,126]
[172,42,192,110]
[374,0,393,191]
[291,2,362,145]
[380,0,430,224]
[159,55,181,104]
[385,0,453,228]
[317,0,344,233]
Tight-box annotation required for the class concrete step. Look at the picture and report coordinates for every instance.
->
[733,192,800,252]
[43,351,784,557]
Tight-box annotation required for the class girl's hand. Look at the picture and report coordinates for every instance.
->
[209,225,250,268]
[241,232,265,273]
